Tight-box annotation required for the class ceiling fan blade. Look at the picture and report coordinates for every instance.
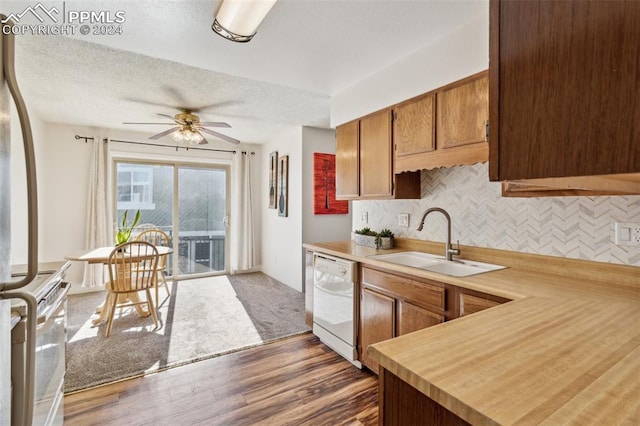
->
[196,130,209,145]
[149,127,179,140]
[198,122,231,128]
[123,122,175,125]
[200,127,241,145]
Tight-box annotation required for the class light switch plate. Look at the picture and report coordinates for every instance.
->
[614,222,640,246]
[398,213,409,227]
[360,211,368,224]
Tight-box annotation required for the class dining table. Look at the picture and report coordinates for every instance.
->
[65,245,173,325]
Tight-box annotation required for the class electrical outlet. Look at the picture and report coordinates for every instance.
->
[614,222,640,246]
[360,211,368,224]
[398,213,409,227]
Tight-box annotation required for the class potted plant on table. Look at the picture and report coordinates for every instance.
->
[115,209,141,249]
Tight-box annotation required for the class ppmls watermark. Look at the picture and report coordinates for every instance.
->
[1,2,126,36]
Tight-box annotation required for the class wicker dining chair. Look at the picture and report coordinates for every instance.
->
[105,241,159,337]
[135,229,172,305]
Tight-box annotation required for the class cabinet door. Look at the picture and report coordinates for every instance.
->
[395,94,435,157]
[459,293,501,317]
[397,300,444,336]
[458,289,510,317]
[360,287,395,373]
[360,109,393,198]
[489,0,640,181]
[437,74,488,149]
[335,121,359,199]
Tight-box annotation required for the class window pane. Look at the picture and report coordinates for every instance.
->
[178,167,227,275]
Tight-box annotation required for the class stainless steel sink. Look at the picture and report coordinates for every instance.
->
[369,251,506,277]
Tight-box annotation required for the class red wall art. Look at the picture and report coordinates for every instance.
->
[313,153,348,215]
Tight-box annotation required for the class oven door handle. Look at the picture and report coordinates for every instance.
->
[36,282,70,328]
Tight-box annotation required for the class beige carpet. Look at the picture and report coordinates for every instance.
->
[65,273,310,393]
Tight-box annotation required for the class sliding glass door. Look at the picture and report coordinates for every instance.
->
[177,166,228,276]
[115,161,229,279]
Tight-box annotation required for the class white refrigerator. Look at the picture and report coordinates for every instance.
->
[1,13,41,426]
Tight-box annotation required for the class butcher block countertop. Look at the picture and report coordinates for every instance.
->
[303,239,640,425]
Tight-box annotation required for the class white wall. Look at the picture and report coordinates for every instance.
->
[301,126,352,244]
[260,126,304,291]
[30,122,261,291]
[260,126,352,292]
[330,13,489,126]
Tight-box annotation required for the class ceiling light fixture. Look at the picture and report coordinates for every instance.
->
[171,125,204,145]
[212,0,277,43]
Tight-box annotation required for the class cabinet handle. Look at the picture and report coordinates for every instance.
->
[485,120,490,143]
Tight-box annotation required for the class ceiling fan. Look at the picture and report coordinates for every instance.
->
[124,109,240,145]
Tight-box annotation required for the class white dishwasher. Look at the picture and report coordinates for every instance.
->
[312,253,361,368]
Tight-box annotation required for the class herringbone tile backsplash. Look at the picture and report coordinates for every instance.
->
[353,163,640,266]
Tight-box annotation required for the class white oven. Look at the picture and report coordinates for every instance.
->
[312,253,361,368]
[33,279,68,426]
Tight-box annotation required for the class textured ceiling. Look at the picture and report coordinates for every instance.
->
[6,0,487,145]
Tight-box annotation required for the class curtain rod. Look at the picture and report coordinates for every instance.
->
[74,135,255,155]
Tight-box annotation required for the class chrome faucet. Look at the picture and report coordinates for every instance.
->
[416,207,460,261]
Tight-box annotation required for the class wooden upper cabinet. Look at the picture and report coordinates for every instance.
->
[360,110,394,198]
[394,93,435,158]
[489,0,640,193]
[438,73,488,149]
[335,110,420,200]
[394,72,489,173]
[335,121,359,199]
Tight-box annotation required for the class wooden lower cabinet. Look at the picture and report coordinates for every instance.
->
[398,300,444,336]
[359,267,445,373]
[380,368,471,426]
[358,265,511,373]
[360,288,395,373]
[458,288,511,317]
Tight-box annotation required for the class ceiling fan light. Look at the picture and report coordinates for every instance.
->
[171,127,203,145]
[212,0,277,43]
[189,131,204,145]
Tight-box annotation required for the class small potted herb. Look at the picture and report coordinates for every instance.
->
[354,227,394,249]
[375,228,394,250]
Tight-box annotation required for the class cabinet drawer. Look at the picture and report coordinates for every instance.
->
[362,267,445,312]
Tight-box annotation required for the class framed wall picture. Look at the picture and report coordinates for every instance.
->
[277,155,289,217]
[268,151,278,209]
[313,153,348,214]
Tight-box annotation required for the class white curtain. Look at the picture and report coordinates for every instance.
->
[230,151,255,273]
[82,137,111,287]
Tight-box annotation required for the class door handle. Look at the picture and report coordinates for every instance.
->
[0,17,38,291]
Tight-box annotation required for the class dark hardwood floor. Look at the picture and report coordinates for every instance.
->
[64,333,379,425]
